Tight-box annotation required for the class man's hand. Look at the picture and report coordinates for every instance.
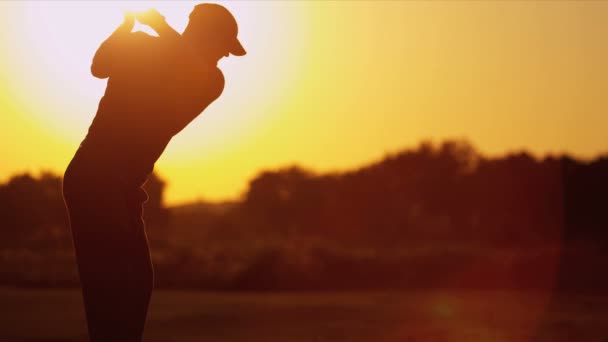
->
[135,8,181,40]
[135,9,166,29]
[119,11,136,33]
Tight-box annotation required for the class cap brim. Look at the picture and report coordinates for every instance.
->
[230,38,246,56]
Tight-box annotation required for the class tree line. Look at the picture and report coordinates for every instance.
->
[0,140,606,290]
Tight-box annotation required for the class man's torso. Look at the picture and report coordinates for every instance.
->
[80,32,224,187]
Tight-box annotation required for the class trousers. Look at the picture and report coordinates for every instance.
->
[62,147,154,342]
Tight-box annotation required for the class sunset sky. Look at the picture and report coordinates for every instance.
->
[1,1,607,205]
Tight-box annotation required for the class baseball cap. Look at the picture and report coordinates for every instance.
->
[189,3,246,56]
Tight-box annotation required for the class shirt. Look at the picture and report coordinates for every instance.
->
[80,31,225,188]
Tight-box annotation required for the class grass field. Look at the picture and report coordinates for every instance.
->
[0,287,606,341]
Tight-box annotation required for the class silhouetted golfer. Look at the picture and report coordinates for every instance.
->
[62,4,245,341]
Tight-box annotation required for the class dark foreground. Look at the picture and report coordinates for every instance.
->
[0,287,606,341]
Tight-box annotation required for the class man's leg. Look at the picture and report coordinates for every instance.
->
[64,183,153,342]
[125,186,155,338]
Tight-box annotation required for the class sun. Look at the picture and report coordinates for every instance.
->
[4,1,309,164]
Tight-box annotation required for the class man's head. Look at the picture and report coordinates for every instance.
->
[183,3,246,63]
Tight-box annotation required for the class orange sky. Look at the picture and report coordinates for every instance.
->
[1,1,607,205]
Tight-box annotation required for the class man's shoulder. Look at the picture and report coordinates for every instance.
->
[175,58,225,101]
[210,66,225,96]
[197,65,224,101]
[194,65,224,103]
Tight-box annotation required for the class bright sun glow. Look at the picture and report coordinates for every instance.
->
[5,1,308,164]
[2,1,607,204]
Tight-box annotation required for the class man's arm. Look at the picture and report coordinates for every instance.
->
[91,9,180,79]
[90,13,136,79]
[136,9,181,41]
